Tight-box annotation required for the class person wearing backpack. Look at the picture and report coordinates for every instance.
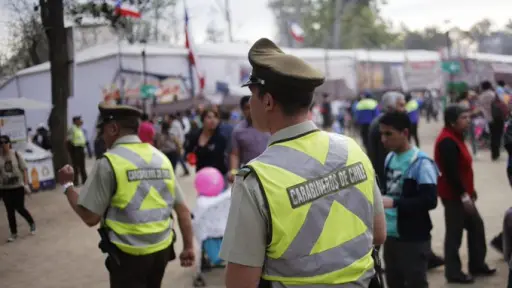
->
[0,135,36,242]
[155,121,182,169]
[480,80,507,160]
[379,111,439,288]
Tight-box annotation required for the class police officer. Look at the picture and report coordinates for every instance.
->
[67,116,87,185]
[57,104,195,288]
[219,38,387,288]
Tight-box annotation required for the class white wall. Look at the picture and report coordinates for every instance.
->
[69,57,119,140]
[1,57,119,143]
[0,78,19,99]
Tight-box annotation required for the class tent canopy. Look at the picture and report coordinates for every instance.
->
[0,98,51,110]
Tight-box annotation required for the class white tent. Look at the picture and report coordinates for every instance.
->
[0,97,51,110]
[1,41,504,142]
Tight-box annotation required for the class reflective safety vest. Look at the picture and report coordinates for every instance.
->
[246,130,375,287]
[405,99,419,113]
[355,98,379,125]
[71,125,86,147]
[406,100,420,124]
[103,143,176,256]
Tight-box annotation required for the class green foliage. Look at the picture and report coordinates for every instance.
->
[268,0,398,49]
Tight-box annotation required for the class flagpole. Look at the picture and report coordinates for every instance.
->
[117,30,124,104]
[184,2,196,98]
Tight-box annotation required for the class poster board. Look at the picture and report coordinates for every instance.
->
[0,109,27,142]
[25,157,56,191]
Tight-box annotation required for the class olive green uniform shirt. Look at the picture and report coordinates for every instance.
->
[77,135,185,216]
[219,121,384,267]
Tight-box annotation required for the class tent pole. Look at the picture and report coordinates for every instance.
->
[15,75,22,98]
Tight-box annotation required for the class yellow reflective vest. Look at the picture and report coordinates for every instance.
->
[70,125,86,147]
[247,130,375,287]
[103,143,176,256]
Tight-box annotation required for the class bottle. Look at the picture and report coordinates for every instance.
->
[31,168,40,192]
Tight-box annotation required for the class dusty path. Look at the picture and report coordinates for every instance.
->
[0,119,510,287]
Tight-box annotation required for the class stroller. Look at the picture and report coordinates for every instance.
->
[191,189,231,287]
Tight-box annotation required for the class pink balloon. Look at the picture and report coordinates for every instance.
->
[194,167,225,197]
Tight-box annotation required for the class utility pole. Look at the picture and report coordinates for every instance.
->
[154,3,160,41]
[39,0,71,169]
[332,0,345,49]
[225,0,233,42]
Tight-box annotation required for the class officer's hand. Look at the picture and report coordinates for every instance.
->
[179,248,195,267]
[57,164,75,185]
[382,196,394,209]
[227,173,235,183]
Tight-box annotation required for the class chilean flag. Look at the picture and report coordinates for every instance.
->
[289,22,305,43]
[115,0,141,18]
[185,8,205,94]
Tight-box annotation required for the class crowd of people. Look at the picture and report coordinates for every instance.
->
[4,37,512,288]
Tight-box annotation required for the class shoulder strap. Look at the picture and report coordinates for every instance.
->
[14,151,23,172]
[384,153,395,170]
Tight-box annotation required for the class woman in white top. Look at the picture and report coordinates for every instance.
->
[0,135,36,242]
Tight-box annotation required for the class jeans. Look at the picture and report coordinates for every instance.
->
[177,155,190,174]
[164,151,179,171]
[469,121,478,155]
[1,187,35,235]
[384,237,429,288]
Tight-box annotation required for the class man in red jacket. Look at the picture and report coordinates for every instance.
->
[434,104,496,284]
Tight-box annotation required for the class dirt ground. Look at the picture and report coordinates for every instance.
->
[0,120,510,288]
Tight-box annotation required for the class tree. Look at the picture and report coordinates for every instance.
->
[268,0,397,49]
[69,0,177,43]
[0,0,49,77]
[401,26,448,50]
[506,19,512,34]
[205,20,225,43]
[339,2,399,49]
[39,0,71,169]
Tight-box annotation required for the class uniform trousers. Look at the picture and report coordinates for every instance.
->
[70,145,87,185]
[383,237,429,288]
[106,246,170,288]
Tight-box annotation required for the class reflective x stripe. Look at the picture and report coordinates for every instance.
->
[271,272,374,288]
[110,226,172,247]
[255,133,374,278]
[106,146,174,224]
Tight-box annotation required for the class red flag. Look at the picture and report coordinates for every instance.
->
[115,0,141,18]
[185,9,205,94]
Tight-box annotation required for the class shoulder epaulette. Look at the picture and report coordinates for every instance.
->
[236,167,252,178]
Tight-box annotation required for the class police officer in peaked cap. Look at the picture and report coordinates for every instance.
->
[57,103,195,288]
[220,38,386,287]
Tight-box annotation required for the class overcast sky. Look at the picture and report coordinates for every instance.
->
[0,0,510,49]
[183,0,512,43]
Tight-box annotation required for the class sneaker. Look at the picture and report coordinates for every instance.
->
[30,223,36,235]
[7,234,17,242]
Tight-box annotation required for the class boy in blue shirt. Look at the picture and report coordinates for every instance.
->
[379,111,439,288]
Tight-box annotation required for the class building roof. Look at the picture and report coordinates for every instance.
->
[11,41,512,79]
